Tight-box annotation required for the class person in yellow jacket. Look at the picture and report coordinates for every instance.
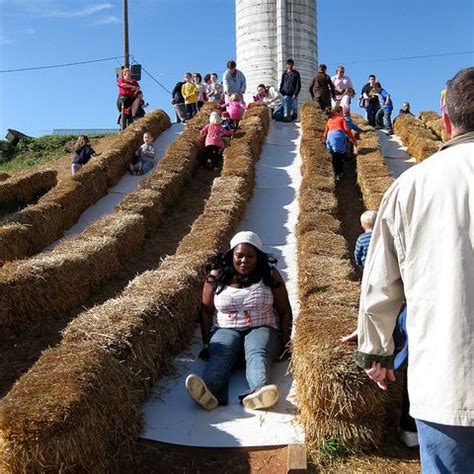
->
[181,72,198,121]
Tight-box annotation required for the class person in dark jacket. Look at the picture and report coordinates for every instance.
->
[279,59,301,122]
[309,64,336,112]
[360,74,380,127]
[171,81,186,123]
[71,135,97,175]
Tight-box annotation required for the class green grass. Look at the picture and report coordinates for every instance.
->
[0,135,108,173]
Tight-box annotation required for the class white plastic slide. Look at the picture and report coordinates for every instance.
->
[377,129,415,178]
[46,124,184,249]
[141,120,305,448]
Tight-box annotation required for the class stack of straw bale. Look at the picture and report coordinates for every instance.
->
[0,105,215,339]
[292,102,388,455]
[0,109,171,262]
[393,113,441,163]
[0,104,270,472]
[419,110,448,142]
[0,169,57,212]
[352,114,394,210]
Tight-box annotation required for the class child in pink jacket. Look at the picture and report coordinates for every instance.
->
[200,111,234,169]
[221,93,248,129]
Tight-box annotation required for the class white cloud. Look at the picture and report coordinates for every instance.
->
[95,15,121,25]
[0,28,35,46]
[45,3,114,18]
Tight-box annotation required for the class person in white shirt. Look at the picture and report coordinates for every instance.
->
[331,65,353,104]
[354,67,474,472]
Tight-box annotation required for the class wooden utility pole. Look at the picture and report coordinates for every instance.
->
[123,0,129,68]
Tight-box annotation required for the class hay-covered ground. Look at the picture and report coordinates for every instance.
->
[310,147,420,474]
[0,164,218,398]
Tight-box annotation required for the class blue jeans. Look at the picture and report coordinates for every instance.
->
[416,419,474,473]
[272,103,284,121]
[133,158,154,175]
[202,326,281,404]
[185,103,197,120]
[366,102,380,127]
[376,107,393,133]
[282,95,298,119]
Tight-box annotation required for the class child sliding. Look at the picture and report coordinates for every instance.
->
[129,132,155,176]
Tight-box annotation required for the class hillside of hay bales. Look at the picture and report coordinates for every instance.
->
[0,103,425,472]
[0,104,271,472]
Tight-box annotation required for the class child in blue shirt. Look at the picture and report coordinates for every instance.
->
[374,82,393,134]
[354,210,377,268]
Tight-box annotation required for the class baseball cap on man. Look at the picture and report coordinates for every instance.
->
[230,231,263,251]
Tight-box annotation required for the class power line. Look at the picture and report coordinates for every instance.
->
[328,50,474,66]
[130,55,172,95]
[0,56,123,73]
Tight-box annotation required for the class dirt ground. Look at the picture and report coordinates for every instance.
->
[128,441,288,473]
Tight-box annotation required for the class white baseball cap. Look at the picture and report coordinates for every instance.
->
[230,231,263,251]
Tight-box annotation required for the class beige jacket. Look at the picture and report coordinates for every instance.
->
[355,132,474,427]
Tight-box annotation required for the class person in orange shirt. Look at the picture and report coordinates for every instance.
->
[323,105,357,181]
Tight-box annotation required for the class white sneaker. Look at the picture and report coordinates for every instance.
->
[398,429,419,448]
[185,374,218,410]
[242,384,280,410]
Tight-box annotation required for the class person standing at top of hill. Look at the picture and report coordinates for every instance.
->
[279,59,301,122]
[353,67,474,473]
[309,64,336,112]
[223,60,246,103]
[206,73,223,103]
[360,74,380,127]
[193,73,206,110]
[331,65,353,105]
[181,72,199,120]
[374,82,393,135]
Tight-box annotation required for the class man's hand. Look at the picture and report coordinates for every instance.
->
[365,361,396,390]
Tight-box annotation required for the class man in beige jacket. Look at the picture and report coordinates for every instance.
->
[354,67,474,472]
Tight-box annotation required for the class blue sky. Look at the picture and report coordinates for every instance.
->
[0,0,473,137]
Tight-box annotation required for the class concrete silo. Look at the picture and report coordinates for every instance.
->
[236,0,317,104]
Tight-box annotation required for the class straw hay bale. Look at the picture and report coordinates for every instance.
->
[0,214,144,337]
[393,113,441,163]
[418,111,439,124]
[4,202,65,255]
[410,136,440,163]
[299,187,338,214]
[0,224,30,261]
[80,211,145,265]
[0,169,57,208]
[115,189,165,232]
[299,229,348,259]
[296,210,341,236]
[426,118,448,142]
[0,341,138,473]
[294,101,390,454]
